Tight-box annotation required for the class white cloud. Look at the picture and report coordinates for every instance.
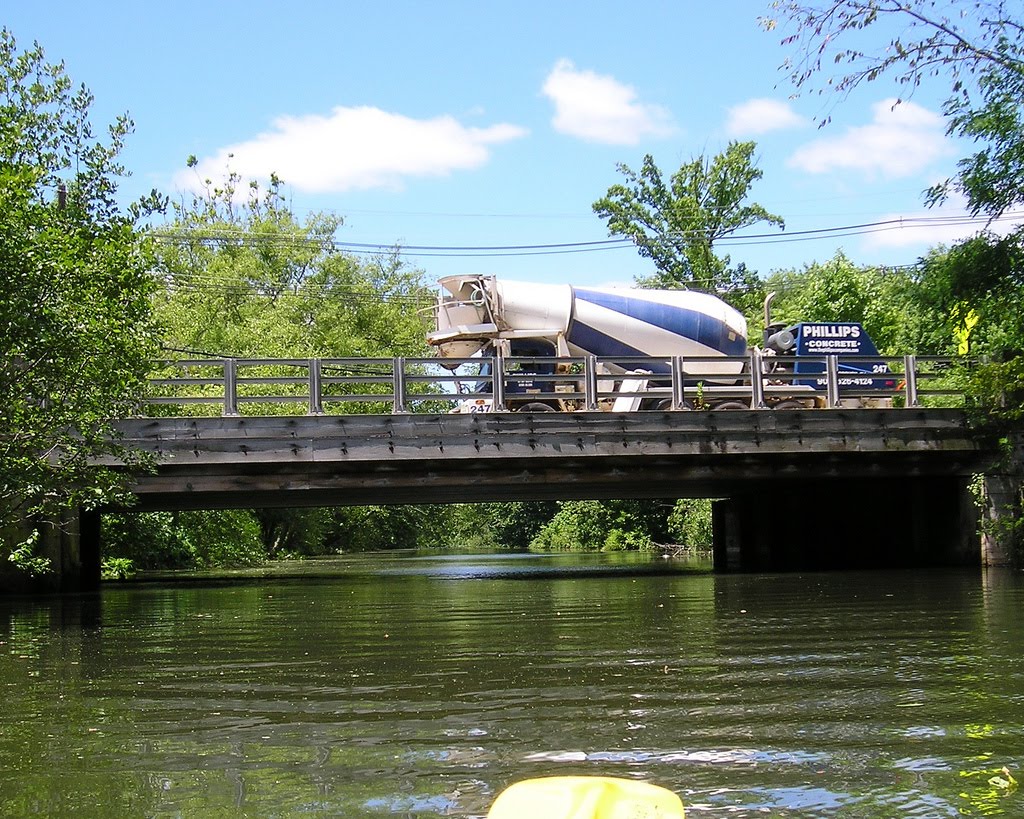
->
[725,98,807,136]
[862,197,1024,250]
[787,99,952,178]
[542,58,675,145]
[175,106,528,194]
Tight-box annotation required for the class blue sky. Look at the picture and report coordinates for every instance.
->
[7,0,1020,288]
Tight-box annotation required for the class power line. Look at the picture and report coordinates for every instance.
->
[150,229,634,255]
[155,279,434,308]
[148,209,1024,259]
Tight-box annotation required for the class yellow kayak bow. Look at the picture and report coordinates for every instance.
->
[487,775,684,818]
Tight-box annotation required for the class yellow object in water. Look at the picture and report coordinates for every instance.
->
[487,776,684,818]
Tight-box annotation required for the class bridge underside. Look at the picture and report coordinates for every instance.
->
[105,408,993,572]
[123,451,980,509]
[712,475,977,571]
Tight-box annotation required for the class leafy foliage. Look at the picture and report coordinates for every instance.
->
[100,557,136,580]
[930,60,1024,217]
[765,1,1023,109]
[767,1,1024,218]
[0,30,161,574]
[252,507,332,558]
[326,506,424,553]
[529,501,613,551]
[103,510,265,568]
[153,169,433,361]
[122,167,441,566]
[529,500,670,552]
[667,499,714,550]
[761,251,940,354]
[765,1,1024,426]
[592,142,784,293]
[434,501,559,551]
[913,231,1024,415]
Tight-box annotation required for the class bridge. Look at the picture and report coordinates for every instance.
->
[99,355,1002,568]
[17,353,1012,592]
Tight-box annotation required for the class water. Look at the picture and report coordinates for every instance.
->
[1,553,1022,817]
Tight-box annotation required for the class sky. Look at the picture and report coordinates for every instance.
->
[6,0,1021,289]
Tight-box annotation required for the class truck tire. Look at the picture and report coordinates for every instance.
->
[653,398,694,411]
[517,402,556,412]
[711,401,748,410]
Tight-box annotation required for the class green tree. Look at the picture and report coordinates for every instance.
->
[529,499,669,552]
[482,501,562,550]
[253,507,332,557]
[914,235,1024,408]
[766,1,1024,216]
[327,505,427,552]
[766,1,1021,107]
[430,502,560,551]
[761,252,929,354]
[128,169,438,565]
[592,141,784,293]
[529,501,612,551]
[153,167,433,360]
[766,1,1024,360]
[667,499,714,550]
[103,510,265,570]
[929,51,1024,218]
[0,31,161,575]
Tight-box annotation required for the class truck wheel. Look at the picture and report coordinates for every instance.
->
[517,402,556,412]
[654,398,693,410]
[773,400,805,410]
[711,401,748,410]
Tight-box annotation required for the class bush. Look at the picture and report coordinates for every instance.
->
[530,501,611,551]
[601,528,654,551]
[667,499,714,550]
[103,510,267,569]
[101,557,136,580]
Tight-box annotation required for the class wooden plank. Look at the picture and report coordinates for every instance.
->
[115,407,975,441]
[104,408,995,511]
[108,411,982,470]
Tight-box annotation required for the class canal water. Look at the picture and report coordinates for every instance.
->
[1,553,1022,817]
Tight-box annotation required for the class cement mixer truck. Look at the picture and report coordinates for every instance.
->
[427,274,895,412]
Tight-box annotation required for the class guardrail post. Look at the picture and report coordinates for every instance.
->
[903,354,919,408]
[671,355,685,410]
[223,358,239,416]
[825,355,840,408]
[493,356,507,411]
[585,355,599,411]
[392,357,408,413]
[749,349,766,409]
[308,358,324,415]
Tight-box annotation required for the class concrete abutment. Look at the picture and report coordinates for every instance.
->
[0,507,102,594]
[978,432,1024,568]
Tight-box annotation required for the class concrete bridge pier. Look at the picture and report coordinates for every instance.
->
[978,433,1024,567]
[712,476,979,572]
[0,507,101,593]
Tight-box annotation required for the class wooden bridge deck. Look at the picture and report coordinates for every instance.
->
[111,408,994,510]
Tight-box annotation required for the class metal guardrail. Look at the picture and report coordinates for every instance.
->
[141,353,967,417]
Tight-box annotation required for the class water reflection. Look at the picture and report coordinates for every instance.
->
[1,557,1022,817]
